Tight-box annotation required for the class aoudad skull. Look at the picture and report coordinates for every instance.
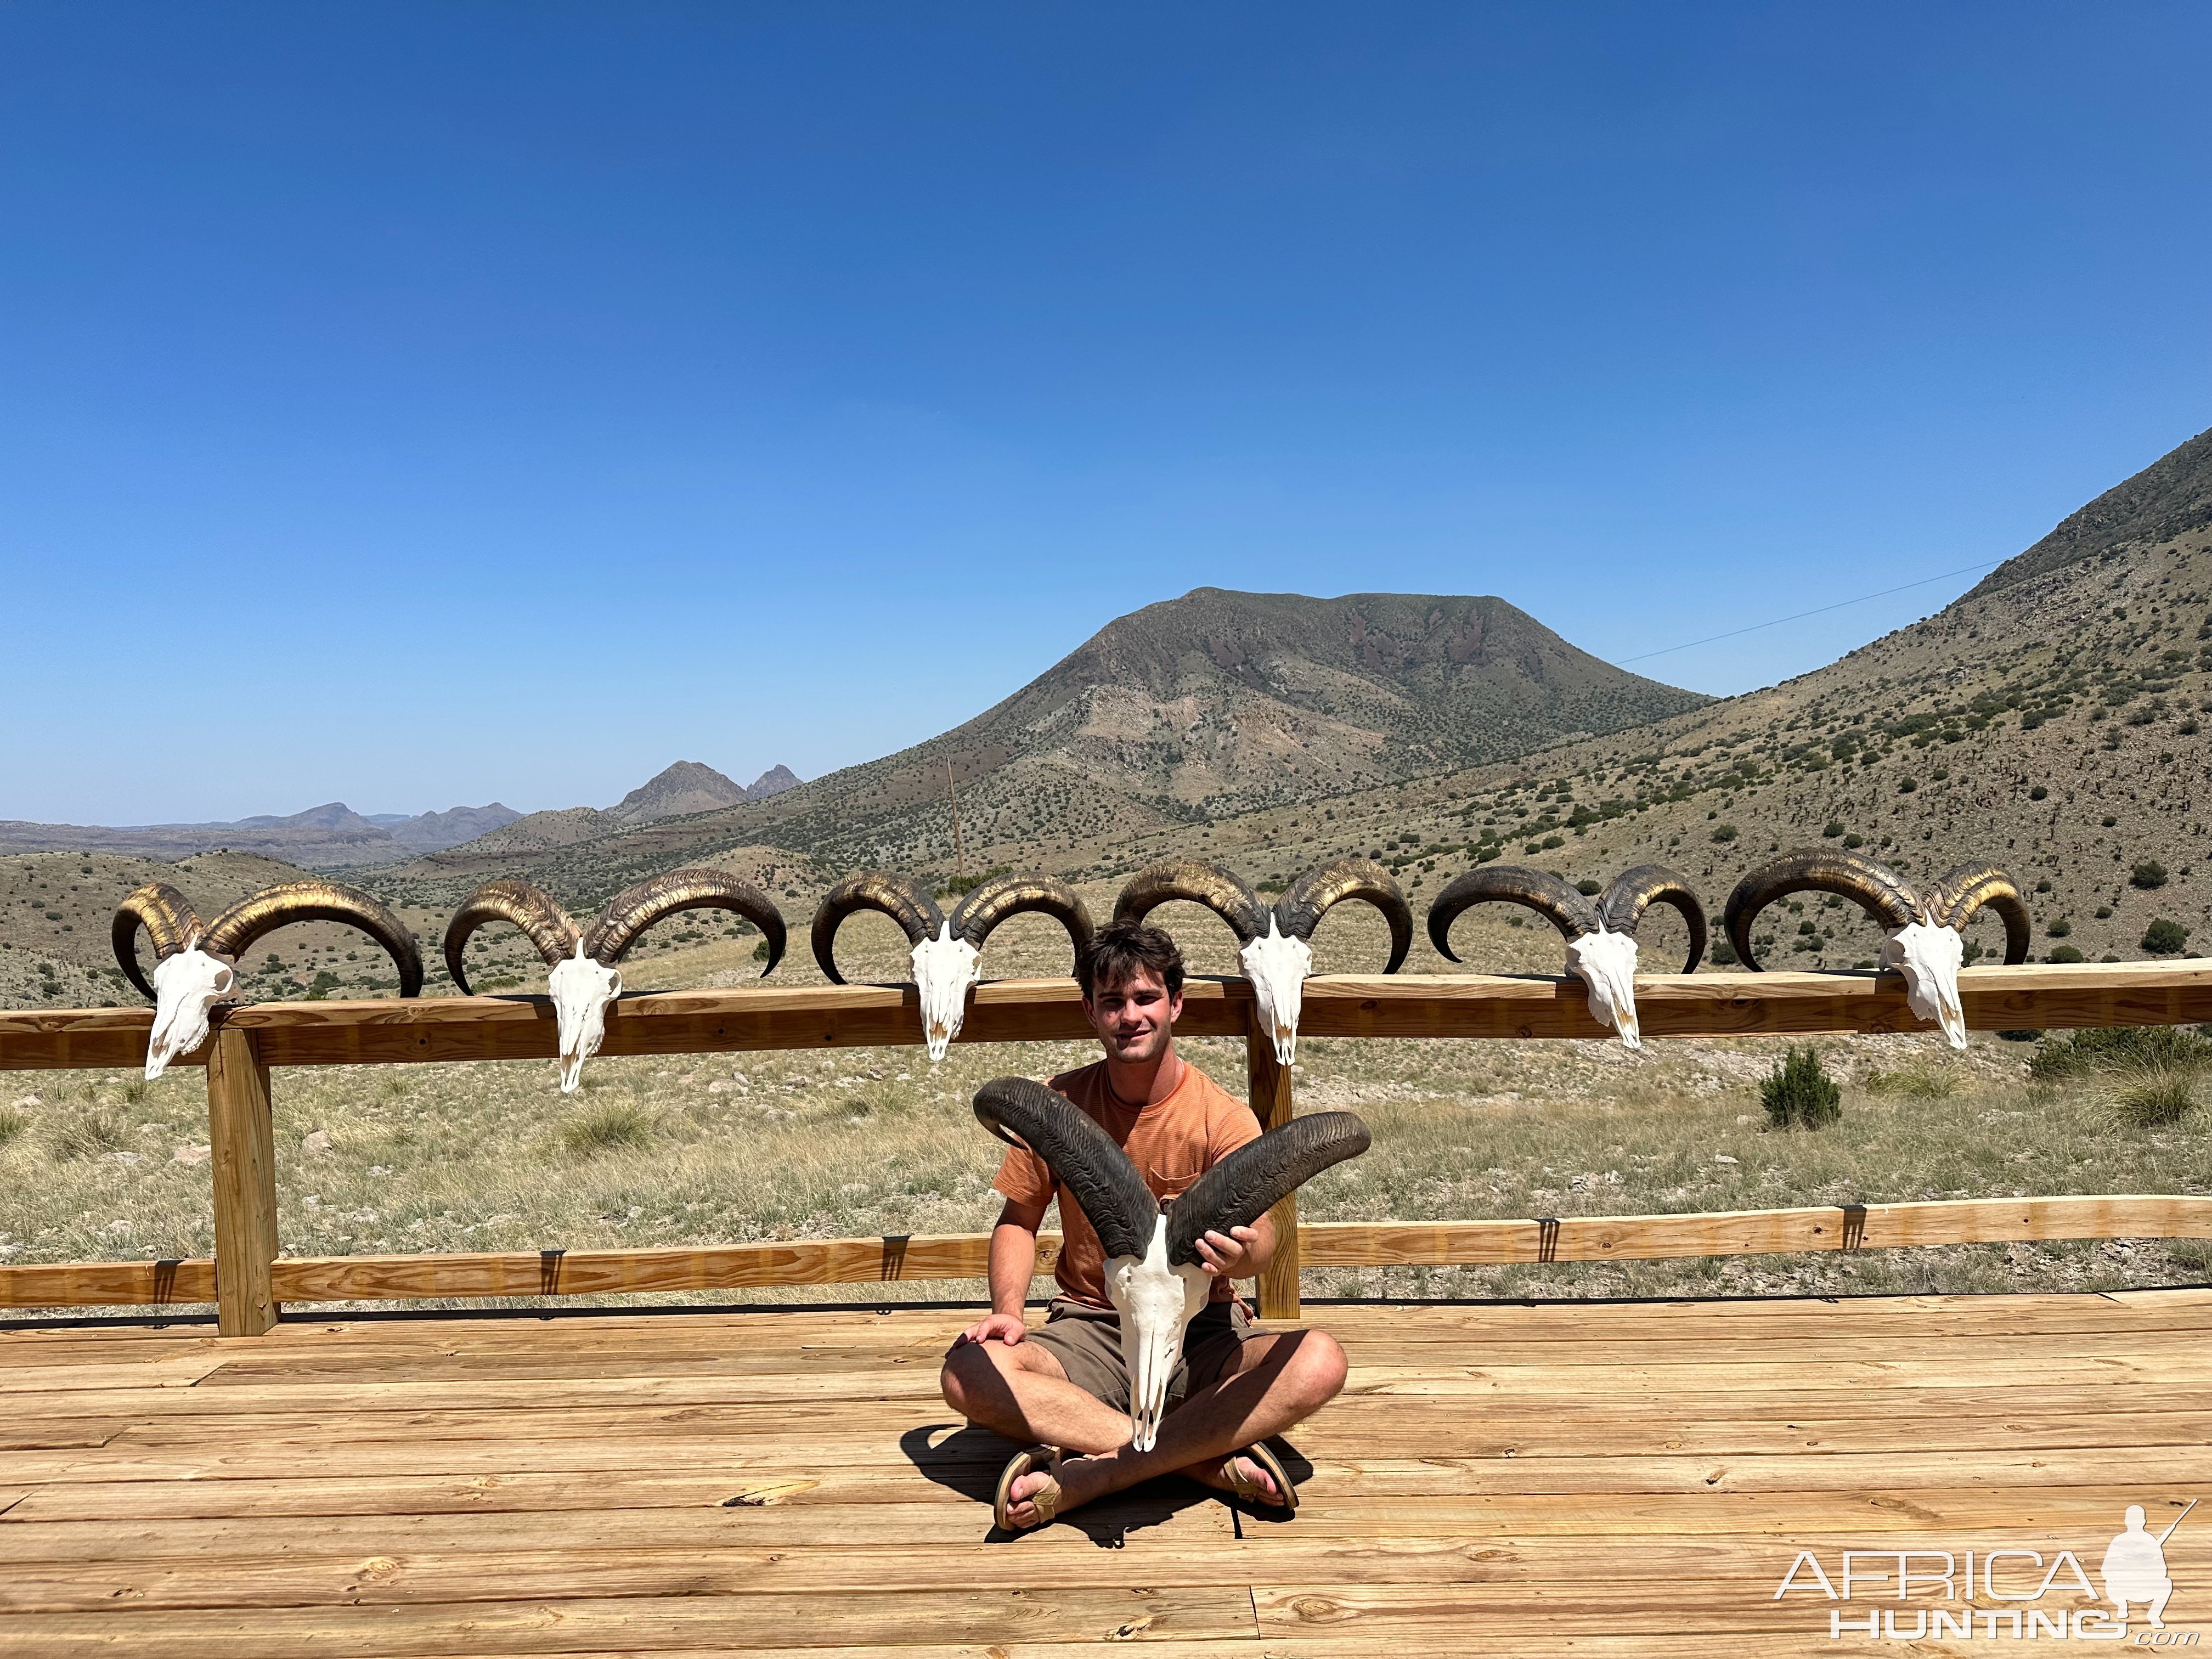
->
[1565,926,1644,1049]
[1240,917,1314,1065]
[1104,1214,1212,1453]
[145,941,236,1082]
[1881,919,1967,1049]
[547,941,623,1092]
[911,922,982,1061]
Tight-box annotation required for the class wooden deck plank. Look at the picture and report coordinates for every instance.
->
[1,1291,2206,1657]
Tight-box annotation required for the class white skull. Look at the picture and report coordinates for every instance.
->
[1881,919,1967,1049]
[1565,926,1643,1049]
[145,944,235,1081]
[1104,1214,1212,1453]
[1240,917,1314,1065]
[911,921,981,1061]
[547,943,623,1093]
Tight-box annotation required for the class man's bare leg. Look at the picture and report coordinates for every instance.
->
[1000,1328,1346,1526]
[940,1335,1134,1455]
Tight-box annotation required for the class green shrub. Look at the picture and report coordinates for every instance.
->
[1709,939,1739,967]
[1760,1046,1841,1130]
[2143,918,2190,955]
[1822,820,1846,838]
[2132,861,2169,890]
[1710,823,1739,844]
[2048,946,2084,963]
[1575,878,1602,896]
[1842,833,1865,849]
[2028,785,2049,800]
[2046,918,2071,938]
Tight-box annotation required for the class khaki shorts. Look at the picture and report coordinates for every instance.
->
[1025,1296,1266,1414]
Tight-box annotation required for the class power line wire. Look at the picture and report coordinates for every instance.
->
[1616,559,2005,664]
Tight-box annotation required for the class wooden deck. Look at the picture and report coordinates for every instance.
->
[3,1290,2208,1655]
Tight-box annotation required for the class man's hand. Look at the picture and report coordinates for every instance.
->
[1194,1224,1263,1279]
[955,1311,1028,1347]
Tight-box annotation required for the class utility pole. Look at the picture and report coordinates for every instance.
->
[947,758,966,883]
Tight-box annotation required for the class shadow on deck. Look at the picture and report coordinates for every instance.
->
[3,1290,2209,1655]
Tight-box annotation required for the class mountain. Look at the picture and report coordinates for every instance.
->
[384,803,524,853]
[0,800,521,868]
[609,762,752,826]
[404,588,1708,902]
[746,765,802,801]
[1964,426,2212,601]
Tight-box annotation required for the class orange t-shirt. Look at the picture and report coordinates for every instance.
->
[992,1058,1263,1310]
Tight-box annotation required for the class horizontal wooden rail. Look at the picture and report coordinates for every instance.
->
[7,960,2212,1073]
[7,1197,2207,1310]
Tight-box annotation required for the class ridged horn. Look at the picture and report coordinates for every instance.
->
[201,881,425,997]
[949,874,1094,969]
[1427,866,1601,961]
[972,1076,1159,1262]
[810,874,946,985]
[1111,860,1267,946]
[443,881,581,995]
[1599,864,1708,973]
[1274,858,1412,972]
[1166,1111,1371,1267]
[1722,850,1922,972]
[111,883,206,1002]
[1927,861,2032,966]
[585,868,786,975]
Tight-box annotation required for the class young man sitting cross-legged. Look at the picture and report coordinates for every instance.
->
[938,919,1348,1531]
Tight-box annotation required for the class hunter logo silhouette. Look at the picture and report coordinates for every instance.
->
[2104,1499,2193,1629]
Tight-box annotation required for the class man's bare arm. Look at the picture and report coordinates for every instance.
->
[957,1197,1049,1345]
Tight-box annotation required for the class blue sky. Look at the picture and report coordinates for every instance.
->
[4,3,2208,824]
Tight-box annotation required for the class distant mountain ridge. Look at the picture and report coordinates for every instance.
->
[0,800,522,868]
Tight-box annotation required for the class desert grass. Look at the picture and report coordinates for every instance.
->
[5,1012,2209,1323]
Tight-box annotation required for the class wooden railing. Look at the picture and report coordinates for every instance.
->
[4,961,2211,1334]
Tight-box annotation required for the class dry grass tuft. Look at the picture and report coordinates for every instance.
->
[2104,1064,2200,1128]
[49,1107,129,1162]
[558,1100,659,1156]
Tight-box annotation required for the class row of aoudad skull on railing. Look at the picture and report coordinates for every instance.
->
[114,850,2030,1088]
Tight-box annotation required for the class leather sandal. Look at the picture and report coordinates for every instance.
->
[992,1445,1064,1531]
[1223,1442,1298,1515]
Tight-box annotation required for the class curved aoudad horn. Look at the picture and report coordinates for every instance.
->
[1722,849,1922,972]
[811,873,946,985]
[949,874,1094,969]
[972,1076,1159,1262]
[1599,864,1708,973]
[585,868,787,975]
[443,880,582,995]
[112,883,206,1002]
[1166,1111,1372,1267]
[1274,858,1412,973]
[201,881,426,998]
[1427,866,1601,962]
[1927,861,2032,966]
[1112,860,1268,946]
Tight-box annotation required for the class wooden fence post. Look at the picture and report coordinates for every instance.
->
[1244,1018,1300,1322]
[206,1025,280,1336]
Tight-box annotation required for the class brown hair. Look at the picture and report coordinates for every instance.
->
[1077,919,1184,999]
